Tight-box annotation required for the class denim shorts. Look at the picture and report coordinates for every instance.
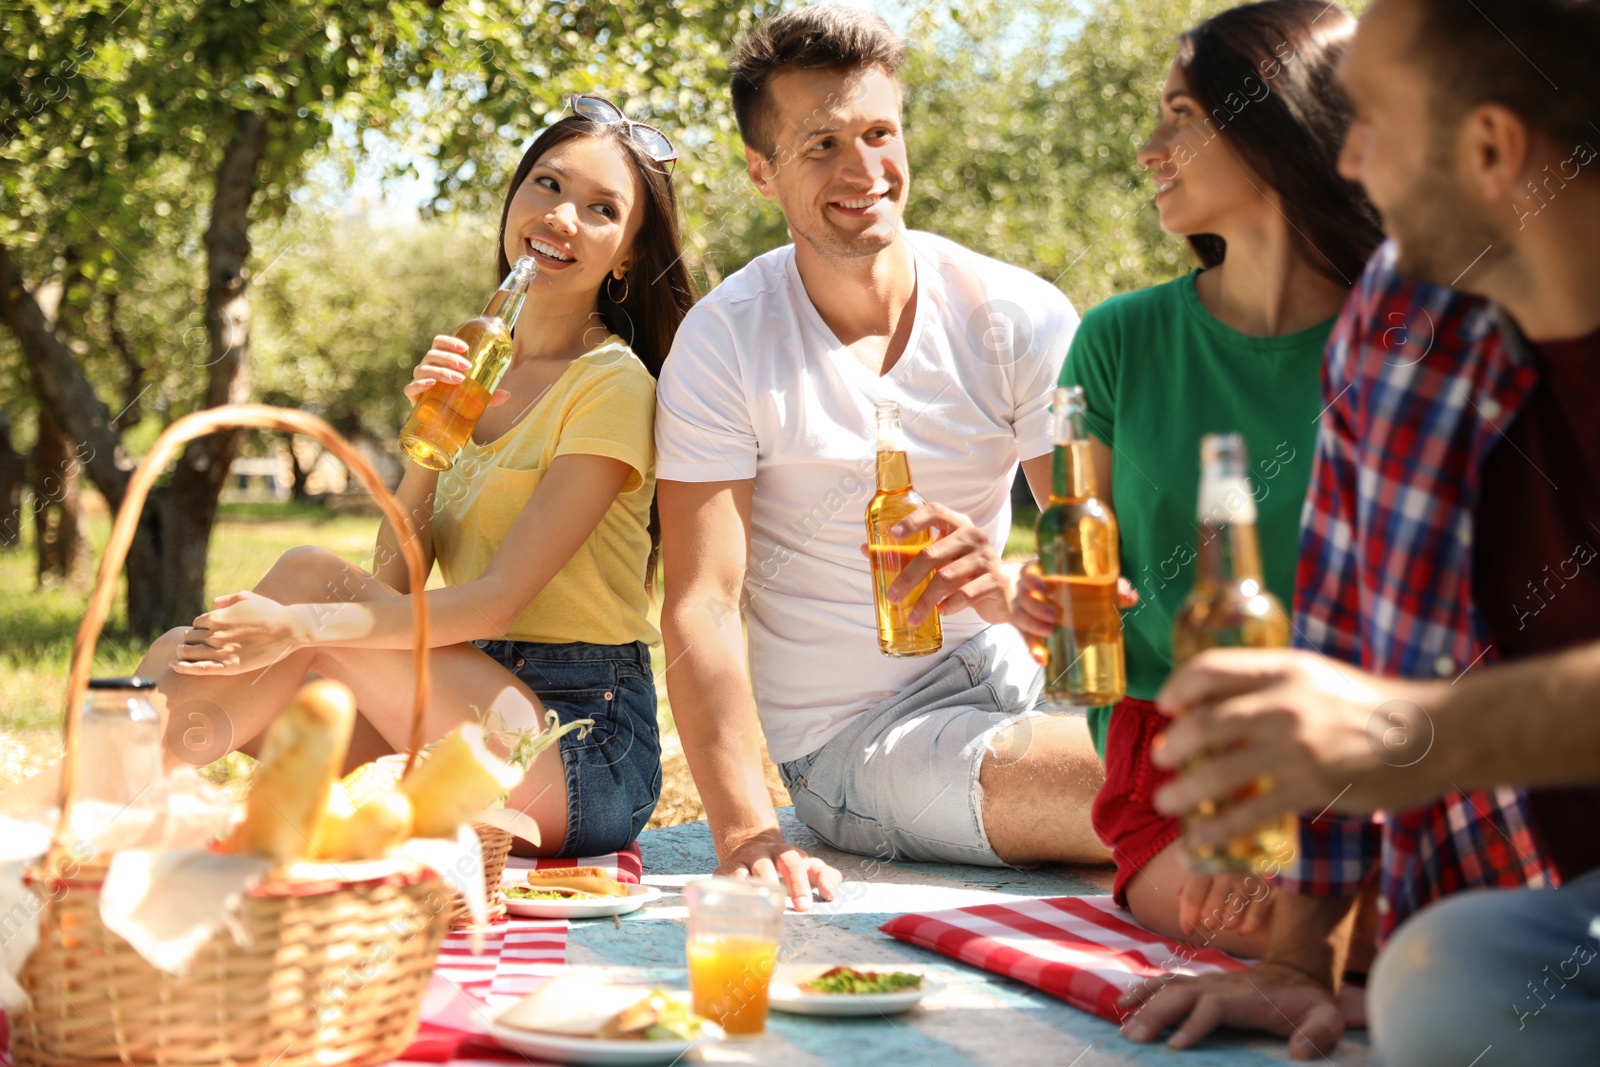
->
[777,627,1044,867]
[474,639,661,855]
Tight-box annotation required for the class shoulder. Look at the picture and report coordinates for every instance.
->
[1066,276,1190,369]
[1332,242,1495,373]
[666,245,798,372]
[1078,274,1188,333]
[687,243,799,319]
[568,338,657,401]
[910,230,1076,322]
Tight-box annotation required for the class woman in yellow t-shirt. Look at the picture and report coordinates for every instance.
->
[139,97,698,855]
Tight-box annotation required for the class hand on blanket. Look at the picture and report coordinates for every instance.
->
[720,828,843,912]
[1116,962,1343,1058]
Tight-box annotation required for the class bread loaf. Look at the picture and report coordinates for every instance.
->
[223,679,356,862]
[399,724,525,839]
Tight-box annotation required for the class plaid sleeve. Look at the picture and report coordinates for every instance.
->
[1276,248,1402,896]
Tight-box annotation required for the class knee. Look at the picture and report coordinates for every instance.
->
[258,545,348,603]
[1370,891,1534,1067]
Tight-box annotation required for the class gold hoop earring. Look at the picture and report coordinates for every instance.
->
[606,272,630,303]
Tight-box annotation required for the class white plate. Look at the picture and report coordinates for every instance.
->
[768,964,944,1017]
[501,880,661,919]
[486,1003,723,1065]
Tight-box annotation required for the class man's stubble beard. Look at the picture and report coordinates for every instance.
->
[779,187,906,264]
[1389,130,1507,289]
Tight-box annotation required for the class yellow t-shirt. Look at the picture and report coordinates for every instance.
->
[432,336,658,646]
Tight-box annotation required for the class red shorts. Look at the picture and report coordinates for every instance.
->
[1091,695,1182,908]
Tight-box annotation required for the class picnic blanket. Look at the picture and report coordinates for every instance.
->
[0,846,642,1067]
[881,894,1249,1024]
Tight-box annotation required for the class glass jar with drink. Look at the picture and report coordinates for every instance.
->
[684,877,785,1037]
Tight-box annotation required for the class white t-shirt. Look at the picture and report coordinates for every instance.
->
[655,230,1080,763]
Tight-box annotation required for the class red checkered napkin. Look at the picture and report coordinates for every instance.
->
[880,894,1249,1023]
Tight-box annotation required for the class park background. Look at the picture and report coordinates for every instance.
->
[0,0,1366,822]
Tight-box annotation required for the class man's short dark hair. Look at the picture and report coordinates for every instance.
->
[730,6,905,157]
[1409,0,1600,150]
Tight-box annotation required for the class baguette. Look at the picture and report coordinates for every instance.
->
[524,865,629,898]
[223,680,356,862]
[399,724,525,839]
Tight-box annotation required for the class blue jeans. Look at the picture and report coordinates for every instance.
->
[1369,867,1600,1066]
[474,639,661,855]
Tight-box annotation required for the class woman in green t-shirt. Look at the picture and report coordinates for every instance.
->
[1010,0,1381,956]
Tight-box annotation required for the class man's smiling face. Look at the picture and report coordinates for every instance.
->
[746,65,909,262]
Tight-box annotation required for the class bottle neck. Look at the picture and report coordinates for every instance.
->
[1050,440,1096,503]
[876,449,912,492]
[483,287,528,328]
[1194,519,1265,587]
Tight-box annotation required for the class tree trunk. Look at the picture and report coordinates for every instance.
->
[288,435,315,501]
[0,407,26,550]
[0,108,269,634]
[32,406,87,582]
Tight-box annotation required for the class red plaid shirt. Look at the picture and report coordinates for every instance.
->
[1283,242,1556,941]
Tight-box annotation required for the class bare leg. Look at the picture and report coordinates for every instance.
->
[980,712,1113,866]
[138,545,570,851]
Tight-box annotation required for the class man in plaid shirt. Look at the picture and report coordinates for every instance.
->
[1123,0,1600,1063]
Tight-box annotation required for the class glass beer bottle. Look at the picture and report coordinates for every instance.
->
[1171,433,1295,873]
[398,255,538,470]
[866,401,942,657]
[1034,387,1126,705]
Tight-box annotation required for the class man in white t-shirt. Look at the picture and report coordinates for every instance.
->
[656,5,1112,909]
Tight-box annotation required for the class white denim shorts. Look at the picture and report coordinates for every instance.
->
[777,627,1044,867]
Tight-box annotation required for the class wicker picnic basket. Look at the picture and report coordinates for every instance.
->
[11,405,451,1067]
[460,823,514,928]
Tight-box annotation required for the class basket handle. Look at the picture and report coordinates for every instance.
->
[55,404,432,848]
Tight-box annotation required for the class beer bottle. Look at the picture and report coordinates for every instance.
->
[1034,386,1126,704]
[1171,433,1295,873]
[866,401,942,657]
[398,255,539,470]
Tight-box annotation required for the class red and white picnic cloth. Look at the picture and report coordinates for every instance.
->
[0,846,643,1067]
[880,894,1250,1024]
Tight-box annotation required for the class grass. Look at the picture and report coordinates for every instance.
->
[1,497,1040,829]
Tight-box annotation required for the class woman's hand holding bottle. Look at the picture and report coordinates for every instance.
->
[1009,561,1139,667]
[404,335,512,408]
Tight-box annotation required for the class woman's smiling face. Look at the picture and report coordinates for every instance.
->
[1137,61,1263,238]
[502,133,647,302]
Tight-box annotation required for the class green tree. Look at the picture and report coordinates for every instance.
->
[0,0,757,635]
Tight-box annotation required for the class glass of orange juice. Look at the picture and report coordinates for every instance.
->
[684,877,786,1036]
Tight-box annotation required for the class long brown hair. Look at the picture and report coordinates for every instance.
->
[1177,0,1382,285]
[495,115,698,588]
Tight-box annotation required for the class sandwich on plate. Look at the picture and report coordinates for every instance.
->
[496,976,709,1041]
[505,866,630,901]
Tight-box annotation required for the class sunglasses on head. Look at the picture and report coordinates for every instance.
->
[566,94,678,170]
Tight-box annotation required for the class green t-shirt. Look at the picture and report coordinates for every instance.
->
[1060,270,1330,759]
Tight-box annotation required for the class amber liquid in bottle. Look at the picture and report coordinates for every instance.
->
[1171,434,1296,874]
[398,256,537,470]
[1034,387,1126,705]
[867,401,942,657]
